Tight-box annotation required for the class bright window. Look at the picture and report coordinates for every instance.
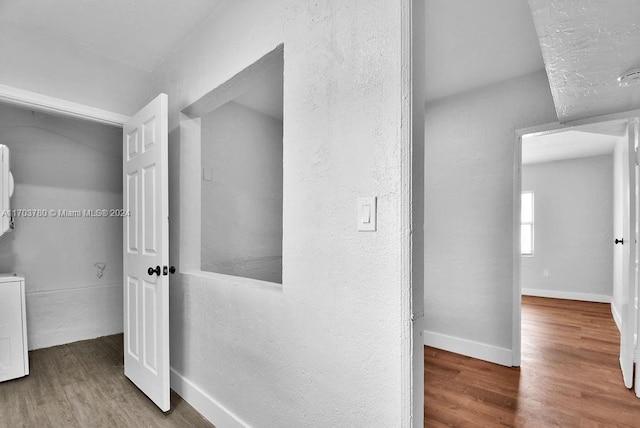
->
[521,192,534,255]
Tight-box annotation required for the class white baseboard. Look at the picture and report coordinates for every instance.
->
[522,288,611,303]
[423,330,513,367]
[612,302,622,332]
[171,368,249,428]
[26,283,123,350]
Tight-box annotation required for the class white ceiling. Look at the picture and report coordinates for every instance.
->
[529,0,640,122]
[0,0,548,107]
[425,0,545,102]
[0,0,227,72]
[522,129,620,165]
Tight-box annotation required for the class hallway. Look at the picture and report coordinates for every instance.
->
[425,296,640,426]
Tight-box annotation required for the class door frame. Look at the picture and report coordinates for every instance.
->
[0,84,129,128]
[513,109,640,366]
[0,84,177,402]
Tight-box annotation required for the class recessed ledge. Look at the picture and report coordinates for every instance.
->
[180,269,284,293]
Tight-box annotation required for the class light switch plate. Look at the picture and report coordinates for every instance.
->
[202,167,213,182]
[357,197,377,232]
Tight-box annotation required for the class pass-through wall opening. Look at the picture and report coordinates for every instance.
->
[181,44,284,285]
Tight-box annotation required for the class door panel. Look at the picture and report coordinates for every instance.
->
[631,119,640,397]
[127,173,139,252]
[143,165,157,255]
[123,93,170,412]
[621,120,637,389]
[126,277,139,359]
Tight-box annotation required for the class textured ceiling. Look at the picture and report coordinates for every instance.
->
[425,0,545,102]
[0,0,227,72]
[529,0,640,122]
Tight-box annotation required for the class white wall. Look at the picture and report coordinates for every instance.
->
[0,22,152,116]
[152,0,415,426]
[521,154,613,301]
[0,104,123,350]
[424,70,557,365]
[201,101,283,283]
[612,137,627,328]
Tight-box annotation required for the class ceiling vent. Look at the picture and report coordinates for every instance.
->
[617,68,640,87]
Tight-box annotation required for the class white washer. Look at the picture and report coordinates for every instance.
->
[0,274,28,382]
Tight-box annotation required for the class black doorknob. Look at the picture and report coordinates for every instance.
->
[147,265,161,276]
[161,266,176,275]
[615,238,624,245]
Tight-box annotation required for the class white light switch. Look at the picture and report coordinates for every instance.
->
[361,205,371,224]
[202,167,213,182]
[357,197,377,232]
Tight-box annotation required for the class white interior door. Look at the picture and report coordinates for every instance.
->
[123,93,170,411]
[620,120,638,389]
[632,119,640,397]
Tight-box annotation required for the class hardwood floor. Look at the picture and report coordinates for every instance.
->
[0,334,213,428]
[425,296,640,427]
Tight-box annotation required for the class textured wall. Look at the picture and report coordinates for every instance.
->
[152,0,412,426]
[521,154,613,299]
[0,104,123,349]
[201,101,283,283]
[424,70,557,356]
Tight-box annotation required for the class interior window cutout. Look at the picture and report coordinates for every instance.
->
[198,46,284,284]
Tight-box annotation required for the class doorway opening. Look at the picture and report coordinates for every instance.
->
[514,117,639,393]
[0,101,124,350]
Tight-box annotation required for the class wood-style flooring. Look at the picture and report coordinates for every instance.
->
[3,298,636,427]
[424,296,640,427]
[0,334,213,428]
